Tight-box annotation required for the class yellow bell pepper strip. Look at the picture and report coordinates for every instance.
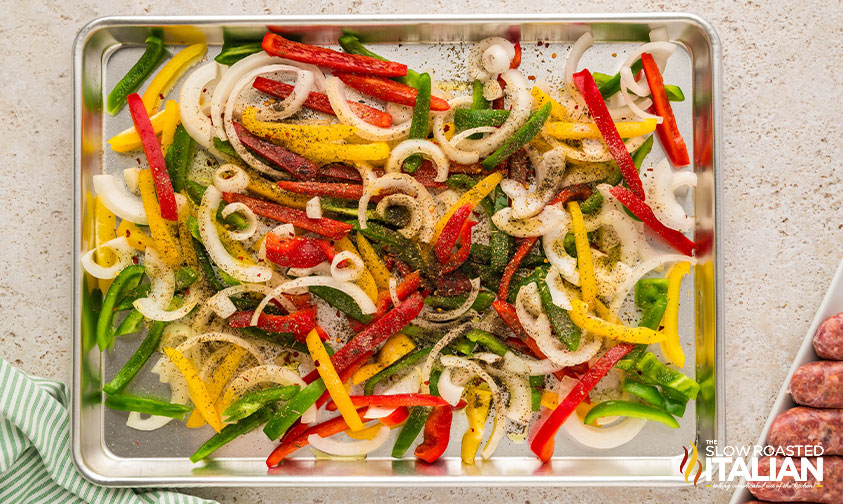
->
[661,261,691,367]
[159,99,181,155]
[240,106,356,144]
[305,328,365,431]
[569,298,667,344]
[177,196,199,271]
[116,219,156,251]
[141,42,207,115]
[82,192,97,288]
[544,118,657,140]
[567,201,597,306]
[352,332,415,385]
[461,385,492,465]
[432,170,503,244]
[540,389,559,410]
[286,140,391,164]
[163,347,224,432]
[187,345,247,428]
[530,86,568,121]
[333,236,378,303]
[240,165,311,209]
[356,233,391,290]
[107,107,168,153]
[345,422,385,440]
[94,197,117,292]
[137,169,182,267]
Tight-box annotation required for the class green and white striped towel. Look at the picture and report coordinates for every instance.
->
[0,358,216,504]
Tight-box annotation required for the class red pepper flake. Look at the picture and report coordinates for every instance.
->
[528,75,536,80]
[611,52,617,58]
[551,53,557,59]
[536,41,544,46]
[131,256,139,264]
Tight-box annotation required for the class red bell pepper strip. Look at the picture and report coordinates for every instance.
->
[548,184,593,206]
[571,69,646,200]
[379,406,410,426]
[319,163,363,182]
[498,237,539,301]
[510,42,522,69]
[227,308,318,340]
[326,393,449,411]
[263,33,408,78]
[505,337,580,382]
[349,271,422,333]
[264,233,335,268]
[276,181,365,200]
[433,273,472,297]
[232,122,318,180]
[334,72,450,111]
[492,300,532,341]
[412,160,448,188]
[608,186,696,256]
[252,76,393,128]
[640,53,690,167]
[434,204,473,263]
[266,407,368,465]
[439,219,476,275]
[222,192,352,240]
[126,93,178,221]
[530,343,635,462]
[414,405,452,463]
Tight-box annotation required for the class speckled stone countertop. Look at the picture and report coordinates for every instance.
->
[1,1,841,502]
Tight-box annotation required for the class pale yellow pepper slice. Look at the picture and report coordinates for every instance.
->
[176,195,199,271]
[356,233,392,290]
[164,347,224,433]
[116,220,156,251]
[107,107,167,153]
[306,329,364,431]
[567,201,597,306]
[286,140,390,164]
[94,197,117,292]
[334,236,378,303]
[138,169,182,267]
[240,166,311,209]
[569,298,666,344]
[187,346,247,428]
[82,192,97,290]
[660,262,691,367]
[352,332,415,385]
[159,99,181,155]
[141,43,207,114]
[433,171,503,244]
[241,106,356,143]
[530,87,569,121]
[461,385,492,465]
[544,118,657,140]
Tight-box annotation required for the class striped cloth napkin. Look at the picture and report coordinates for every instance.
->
[0,358,216,504]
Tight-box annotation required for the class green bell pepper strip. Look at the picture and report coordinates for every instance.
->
[113,309,144,338]
[563,230,597,258]
[106,36,167,115]
[584,399,679,428]
[81,280,102,351]
[352,221,426,273]
[593,68,684,102]
[184,181,249,229]
[579,190,603,215]
[444,338,473,357]
[428,368,442,396]
[535,276,581,350]
[616,352,700,401]
[97,265,145,350]
[506,265,551,304]
[185,180,206,206]
[635,277,669,306]
[465,329,508,357]
[104,393,192,420]
[661,387,690,417]
[364,346,432,396]
[468,243,545,268]
[215,42,264,66]
[191,407,274,463]
[621,379,688,418]
[223,385,300,423]
[638,297,668,330]
[320,197,384,224]
[392,406,431,457]
[471,79,490,109]
[402,73,431,173]
[103,321,166,395]
[263,380,327,440]
[489,186,513,272]
[164,125,195,193]
[602,134,655,187]
[115,266,198,311]
[423,290,495,313]
[309,285,373,324]
[238,326,308,354]
[442,175,495,217]
[530,375,544,412]
[480,102,552,170]
[213,137,240,158]
[454,109,509,132]
[191,237,227,291]
[337,34,420,87]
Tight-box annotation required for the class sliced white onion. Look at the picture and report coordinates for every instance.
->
[330,251,364,283]
[367,367,422,418]
[420,278,480,322]
[450,126,499,148]
[641,159,696,232]
[180,62,220,150]
[618,42,676,121]
[376,193,422,240]
[468,37,516,82]
[502,351,564,376]
[544,267,573,310]
[359,173,436,243]
[93,174,147,225]
[287,263,332,278]
[488,367,531,441]
[432,96,480,165]
[80,236,136,279]
[206,294,237,319]
[213,164,250,193]
[439,355,506,459]
[122,167,140,194]
[385,139,449,182]
[565,32,594,87]
[251,275,376,327]
[220,202,258,241]
[482,44,512,74]
[563,414,647,449]
[255,68,314,122]
[199,185,273,283]
[207,282,298,319]
[420,321,472,395]
[326,76,411,141]
[306,197,322,219]
[388,277,400,307]
[492,204,566,238]
[516,283,601,368]
[223,64,313,178]
[386,102,413,125]
[135,248,174,310]
[437,366,470,406]
[608,254,693,317]
[134,283,200,322]
[309,425,390,457]
[126,358,189,431]
[173,332,268,365]
[542,222,580,286]
[500,179,530,200]
[594,183,654,265]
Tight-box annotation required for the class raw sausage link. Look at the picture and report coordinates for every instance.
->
[813,313,843,360]
[748,455,842,503]
[791,361,843,408]
[768,407,843,455]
